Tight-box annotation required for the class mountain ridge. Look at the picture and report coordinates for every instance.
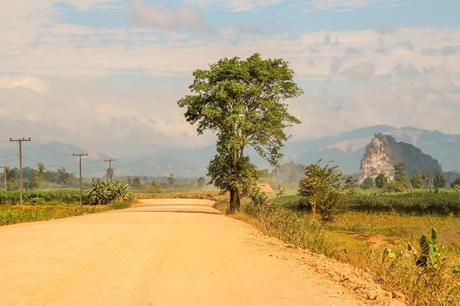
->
[0,125,459,176]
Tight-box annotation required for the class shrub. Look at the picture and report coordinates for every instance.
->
[377,228,460,304]
[250,188,268,206]
[375,173,387,189]
[87,179,129,205]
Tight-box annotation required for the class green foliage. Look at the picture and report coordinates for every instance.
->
[411,228,444,269]
[298,162,346,221]
[411,173,428,189]
[250,188,268,206]
[375,173,387,189]
[0,189,82,205]
[87,179,129,205]
[394,162,408,189]
[178,53,302,212]
[385,180,407,192]
[348,192,460,215]
[361,177,375,189]
[452,177,460,188]
[0,202,131,226]
[433,173,446,190]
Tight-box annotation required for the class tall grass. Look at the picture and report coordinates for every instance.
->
[243,203,334,255]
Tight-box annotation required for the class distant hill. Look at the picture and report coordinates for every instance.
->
[0,125,458,177]
[359,134,443,181]
[282,125,460,174]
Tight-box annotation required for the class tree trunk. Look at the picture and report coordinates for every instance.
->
[311,195,317,221]
[229,188,241,213]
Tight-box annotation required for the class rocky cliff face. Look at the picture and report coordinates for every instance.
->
[359,134,443,181]
[359,135,395,181]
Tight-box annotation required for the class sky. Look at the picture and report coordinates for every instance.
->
[1,0,459,156]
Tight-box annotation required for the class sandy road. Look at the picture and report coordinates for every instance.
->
[0,199,361,306]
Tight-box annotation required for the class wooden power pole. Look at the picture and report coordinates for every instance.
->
[2,166,8,191]
[104,158,116,180]
[73,153,88,207]
[10,137,31,206]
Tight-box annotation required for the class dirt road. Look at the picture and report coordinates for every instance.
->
[0,199,362,306]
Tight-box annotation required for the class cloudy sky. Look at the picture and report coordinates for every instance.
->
[1,0,459,156]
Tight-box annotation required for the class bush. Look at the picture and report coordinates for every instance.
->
[87,179,129,205]
[250,188,268,206]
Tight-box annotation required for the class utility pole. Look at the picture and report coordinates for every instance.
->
[10,137,31,206]
[73,153,88,208]
[2,166,8,191]
[104,158,116,180]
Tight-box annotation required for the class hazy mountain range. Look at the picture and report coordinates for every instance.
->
[0,125,459,177]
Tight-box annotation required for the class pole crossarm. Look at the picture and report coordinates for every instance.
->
[104,158,116,180]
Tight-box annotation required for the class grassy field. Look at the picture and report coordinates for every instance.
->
[212,190,460,305]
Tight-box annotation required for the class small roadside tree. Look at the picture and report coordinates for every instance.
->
[178,54,302,213]
[298,162,345,221]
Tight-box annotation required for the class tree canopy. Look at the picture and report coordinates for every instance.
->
[178,53,302,212]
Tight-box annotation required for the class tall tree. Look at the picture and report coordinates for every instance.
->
[433,172,446,191]
[178,54,302,212]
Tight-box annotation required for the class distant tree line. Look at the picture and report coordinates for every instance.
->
[360,162,456,192]
[1,163,79,190]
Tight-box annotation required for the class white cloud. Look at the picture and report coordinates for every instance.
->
[305,0,405,12]
[0,76,48,94]
[191,0,283,12]
[130,0,211,32]
[0,0,459,154]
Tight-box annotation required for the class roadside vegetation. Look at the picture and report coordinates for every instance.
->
[0,180,133,226]
[210,163,460,305]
